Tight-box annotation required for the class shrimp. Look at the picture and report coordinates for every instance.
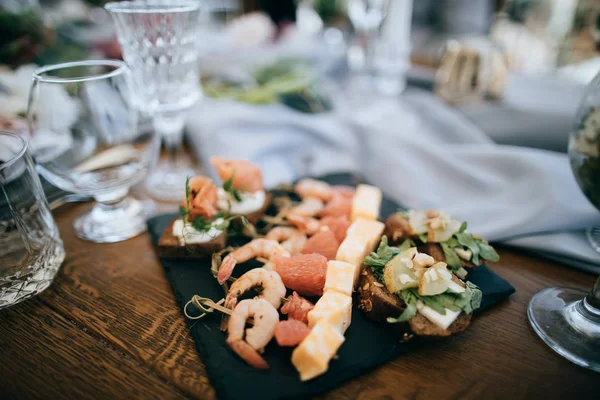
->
[288,197,324,217]
[224,267,286,310]
[218,239,290,284]
[286,215,321,235]
[182,176,219,221]
[210,157,264,193]
[265,227,307,255]
[295,179,333,202]
[227,298,279,369]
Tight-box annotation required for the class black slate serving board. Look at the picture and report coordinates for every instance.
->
[147,173,515,400]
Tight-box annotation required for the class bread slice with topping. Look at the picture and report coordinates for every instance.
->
[357,266,472,338]
[158,218,226,258]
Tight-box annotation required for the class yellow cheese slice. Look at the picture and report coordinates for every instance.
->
[291,320,345,381]
[325,260,357,297]
[346,218,385,252]
[336,218,385,286]
[351,184,382,221]
[307,290,352,334]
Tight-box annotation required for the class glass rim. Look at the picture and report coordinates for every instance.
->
[33,59,128,84]
[0,132,27,172]
[104,0,200,14]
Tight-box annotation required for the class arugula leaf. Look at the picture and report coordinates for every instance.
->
[441,242,462,271]
[231,188,242,202]
[455,232,480,264]
[418,233,429,243]
[185,176,192,210]
[459,221,467,233]
[387,290,418,323]
[397,238,414,252]
[477,241,499,262]
[363,236,403,280]
[454,281,482,314]
[446,237,459,248]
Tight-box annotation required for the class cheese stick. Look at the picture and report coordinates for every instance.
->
[291,320,345,381]
[307,290,352,334]
[351,184,382,221]
[336,218,385,286]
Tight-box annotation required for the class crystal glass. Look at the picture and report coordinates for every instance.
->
[27,60,158,243]
[345,0,390,71]
[105,1,202,202]
[0,131,65,309]
[527,70,600,372]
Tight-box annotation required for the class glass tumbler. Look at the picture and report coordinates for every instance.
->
[0,131,65,309]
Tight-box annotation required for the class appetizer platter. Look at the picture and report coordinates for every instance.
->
[150,160,513,400]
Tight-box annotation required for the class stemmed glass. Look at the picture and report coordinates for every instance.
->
[27,60,159,243]
[105,1,202,202]
[528,71,600,371]
[345,0,390,71]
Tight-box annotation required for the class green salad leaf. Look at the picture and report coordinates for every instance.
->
[441,242,462,271]
[387,290,418,323]
[364,237,414,280]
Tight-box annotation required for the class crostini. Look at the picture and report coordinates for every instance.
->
[358,237,482,339]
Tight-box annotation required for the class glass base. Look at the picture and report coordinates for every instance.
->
[0,238,65,310]
[528,287,600,372]
[145,163,196,202]
[586,227,600,253]
[73,197,147,243]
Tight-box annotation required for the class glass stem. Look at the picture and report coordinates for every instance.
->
[582,277,600,319]
[154,111,186,172]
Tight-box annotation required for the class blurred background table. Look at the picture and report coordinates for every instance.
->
[0,201,599,399]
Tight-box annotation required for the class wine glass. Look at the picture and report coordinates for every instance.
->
[27,60,159,243]
[527,71,600,371]
[105,1,202,202]
[345,0,390,71]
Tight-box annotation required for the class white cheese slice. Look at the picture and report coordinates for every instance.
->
[217,188,265,215]
[307,290,352,334]
[291,320,345,381]
[324,260,357,297]
[172,218,224,245]
[416,300,461,330]
[350,184,382,221]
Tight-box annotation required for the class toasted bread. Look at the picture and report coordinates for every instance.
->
[158,218,226,258]
[357,266,472,338]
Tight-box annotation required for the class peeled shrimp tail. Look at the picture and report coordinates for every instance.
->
[226,339,269,370]
[218,255,236,285]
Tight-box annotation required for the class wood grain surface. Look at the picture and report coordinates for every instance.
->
[1,202,599,399]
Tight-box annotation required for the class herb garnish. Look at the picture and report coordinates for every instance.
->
[222,174,242,202]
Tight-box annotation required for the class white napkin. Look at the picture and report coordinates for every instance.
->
[186,87,600,274]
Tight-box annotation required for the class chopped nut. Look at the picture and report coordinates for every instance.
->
[362,283,370,291]
[426,210,439,218]
[372,281,384,287]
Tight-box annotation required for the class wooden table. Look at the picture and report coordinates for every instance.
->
[1,202,599,399]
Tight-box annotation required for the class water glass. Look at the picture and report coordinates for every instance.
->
[105,1,202,202]
[0,131,65,309]
[27,60,158,243]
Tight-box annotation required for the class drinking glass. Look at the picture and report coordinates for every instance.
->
[27,60,158,243]
[346,0,390,71]
[105,1,202,202]
[528,71,600,372]
[0,131,65,309]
